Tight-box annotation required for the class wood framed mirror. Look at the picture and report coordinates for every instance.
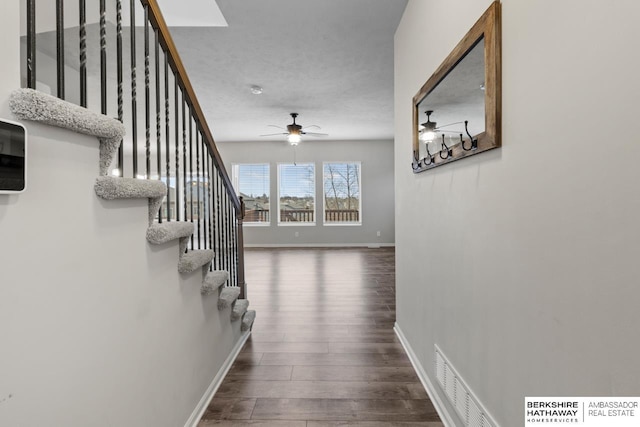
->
[412,1,501,173]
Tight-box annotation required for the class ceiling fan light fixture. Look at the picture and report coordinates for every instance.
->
[419,110,437,142]
[250,85,263,95]
[420,129,436,142]
[287,132,301,145]
[261,113,327,143]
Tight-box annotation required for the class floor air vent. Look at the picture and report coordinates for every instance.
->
[434,345,498,427]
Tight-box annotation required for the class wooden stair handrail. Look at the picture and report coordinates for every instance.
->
[140,0,241,212]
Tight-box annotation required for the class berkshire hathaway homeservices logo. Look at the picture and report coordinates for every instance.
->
[525,397,640,426]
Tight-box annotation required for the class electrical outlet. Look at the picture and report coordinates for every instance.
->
[376,231,381,237]
[294,231,299,237]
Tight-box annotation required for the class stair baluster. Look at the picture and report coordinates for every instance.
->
[144,4,151,180]
[164,54,171,220]
[130,0,138,178]
[26,0,36,89]
[99,0,106,113]
[188,114,194,249]
[79,0,87,107]
[56,0,65,99]
[155,31,162,222]
[116,0,124,173]
[196,130,201,249]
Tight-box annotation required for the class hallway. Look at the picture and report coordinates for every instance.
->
[199,247,443,426]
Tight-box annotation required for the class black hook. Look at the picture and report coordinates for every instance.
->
[461,120,478,151]
[439,134,452,160]
[412,151,421,170]
[422,143,435,166]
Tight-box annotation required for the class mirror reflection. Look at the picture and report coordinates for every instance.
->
[414,38,486,167]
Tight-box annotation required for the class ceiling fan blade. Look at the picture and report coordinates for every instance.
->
[436,129,464,134]
[435,121,465,130]
[260,132,288,137]
[303,132,329,137]
[267,124,286,130]
[302,125,321,131]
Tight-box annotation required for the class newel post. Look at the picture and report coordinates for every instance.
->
[237,196,247,299]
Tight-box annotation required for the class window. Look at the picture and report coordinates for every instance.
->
[323,162,361,225]
[278,163,315,225]
[232,164,270,224]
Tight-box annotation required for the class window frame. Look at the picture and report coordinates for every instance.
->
[231,163,271,226]
[277,162,316,226]
[322,161,362,226]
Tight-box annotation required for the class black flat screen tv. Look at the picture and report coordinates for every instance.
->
[0,119,26,193]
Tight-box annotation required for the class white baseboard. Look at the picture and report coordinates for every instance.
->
[183,330,251,427]
[244,243,395,248]
[394,323,457,427]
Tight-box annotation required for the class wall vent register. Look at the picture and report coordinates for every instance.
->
[435,345,498,427]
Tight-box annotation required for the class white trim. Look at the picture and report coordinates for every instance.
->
[243,222,271,227]
[183,330,251,427]
[244,243,395,248]
[394,323,457,427]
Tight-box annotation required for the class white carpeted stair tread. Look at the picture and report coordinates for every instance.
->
[231,299,249,321]
[241,310,256,332]
[146,222,194,245]
[218,287,241,310]
[9,88,125,176]
[95,176,166,200]
[95,176,166,225]
[178,250,214,274]
[201,271,230,295]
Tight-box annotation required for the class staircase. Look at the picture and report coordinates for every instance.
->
[9,87,255,330]
[15,0,255,329]
[12,83,255,324]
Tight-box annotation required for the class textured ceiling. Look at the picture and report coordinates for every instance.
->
[167,0,408,143]
[155,0,227,27]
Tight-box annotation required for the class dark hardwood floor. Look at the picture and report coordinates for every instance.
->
[199,247,443,427]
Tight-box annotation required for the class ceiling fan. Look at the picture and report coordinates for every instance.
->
[260,113,328,145]
[419,110,470,142]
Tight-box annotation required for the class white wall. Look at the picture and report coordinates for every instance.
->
[1,1,21,117]
[0,3,241,425]
[395,1,640,426]
[218,139,395,247]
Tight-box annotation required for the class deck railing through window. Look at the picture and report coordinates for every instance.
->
[280,209,314,223]
[325,209,359,222]
[22,0,246,297]
[245,209,269,223]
